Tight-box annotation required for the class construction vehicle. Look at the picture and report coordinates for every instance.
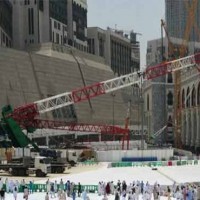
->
[30,146,68,173]
[53,148,97,166]
[0,105,70,173]
[66,149,96,165]
[0,53,199,153]
[0,156,51,177]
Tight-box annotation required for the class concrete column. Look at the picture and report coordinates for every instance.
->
[46,135,49,146]
[190,109,194,147]
[188,111,192,147]
[196,108,200,147]
[185,110,189,146]
[181,111,186,145]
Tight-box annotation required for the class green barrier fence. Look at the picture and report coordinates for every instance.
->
[2,184,98,193]
[181,160,187,165]
[111,160,199,168]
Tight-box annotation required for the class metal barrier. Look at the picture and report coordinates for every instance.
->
[2,184,98,193]
[111,160,199,168]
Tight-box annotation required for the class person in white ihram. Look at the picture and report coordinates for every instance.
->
[13,186,17,200]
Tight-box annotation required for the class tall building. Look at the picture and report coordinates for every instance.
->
[181,65,200,152]
[165,0,200,42]
[0,0,12,47]
[145,37,200,148]
[145,38,174,144]
[87,27,140,75]
[9,0,87,51]
[67,0,87,51]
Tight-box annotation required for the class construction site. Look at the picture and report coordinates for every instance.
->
[0,0,199,193]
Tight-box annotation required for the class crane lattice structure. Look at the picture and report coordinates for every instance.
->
[1,53,198,150]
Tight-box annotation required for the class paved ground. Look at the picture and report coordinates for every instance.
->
[1,163,200,199]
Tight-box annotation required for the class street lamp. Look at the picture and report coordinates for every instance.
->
[111,92,116,140]
[137,71,145,150]
[111,92,116,126]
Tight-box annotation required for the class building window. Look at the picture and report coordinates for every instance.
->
[191,87,196,107]
[167,115,172,127]
[56,33,59,44]
[182,89,185,108]
[54,21,57,29]
[52,32,54,42]
[28,8,34,34]
[167,73,173,83]
[28,9,31,34]
[99,37,104,57]
[147,94,150,111]
[167,91,173,106]
[6,37,8,46]
[2,33,5,43]
[198,83,200,105]
[186,87,190,108]
[63,36,67,44]
[58,23,60,30]
[39,0,44,11]
[31,8,34,34]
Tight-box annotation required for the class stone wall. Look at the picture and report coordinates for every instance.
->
[0,46,139,126]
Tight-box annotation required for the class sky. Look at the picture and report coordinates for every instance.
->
[87,0,165,68]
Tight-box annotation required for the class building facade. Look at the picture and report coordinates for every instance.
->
[181,67,200,152]
[145,38,173,144]
[165,0,200,42]
[9,0,87,51]
[67,0,87,51]
[145,36,200,149]
[87,27,140,75]
[0,0,12,47]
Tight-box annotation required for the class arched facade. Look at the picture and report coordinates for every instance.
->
[181,72,200,152]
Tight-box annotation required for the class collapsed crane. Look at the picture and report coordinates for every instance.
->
[1,53,200,150]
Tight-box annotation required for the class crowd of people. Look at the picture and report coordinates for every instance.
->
[0,177,31,200]
[45,178,84,200]
[97,180,200,200]
[0,177,200,200]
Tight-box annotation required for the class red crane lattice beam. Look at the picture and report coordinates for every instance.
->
[8,52,200,150]
[145,53,200,80]
[23,119,129,149]
[11,53,200,124]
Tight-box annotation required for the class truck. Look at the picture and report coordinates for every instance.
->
[0,156,51,177]
[58,148,97,166]
[30,146,68,173]
[0,106,68,174]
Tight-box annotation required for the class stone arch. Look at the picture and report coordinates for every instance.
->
[167,91,173,106]
[191,86,196,107]
[186,87,190,108]
[147,94,150,111]
[182,88,185,108]
[167,73,173,83]
[198,82,200,105]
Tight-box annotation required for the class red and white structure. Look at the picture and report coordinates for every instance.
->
[9,53,200,149]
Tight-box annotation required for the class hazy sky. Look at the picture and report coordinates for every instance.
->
[87,0,165,68]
